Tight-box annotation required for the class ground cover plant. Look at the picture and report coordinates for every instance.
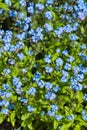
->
[0,0,87,130]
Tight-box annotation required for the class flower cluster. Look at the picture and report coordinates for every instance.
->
[0,0,87,129]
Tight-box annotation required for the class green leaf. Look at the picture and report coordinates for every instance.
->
[74,125,81,130]
[80,26,85,34]
[60,122,73,130]
[21,113,30,120]
[28,122,34,130]
[0,113,6,124]
[76,91,83,103]
[53,120,59,129]
[10,112,15,127]
[0,2,9,11]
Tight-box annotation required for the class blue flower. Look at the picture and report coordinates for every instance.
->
[9,10,17,17]
[27,2,34,14]
[20,98,28,104]
[45,91,56,100]
[47,110,55,116]
[64,63,71,70]
[45,82,53,90]
[44,11,52,20]
[3,68,11,75]
[51,104,58,112]
[44,23,53,32]
[83,94,87,101]
[66,114,74,120]
[35,3,44,11]
[82,115,87,121]
[56,58,63,67]
[69,34,78,41]
[44,55,51,63]
[27,105,34,112]
[4,92,12,98]
[17,53,25,61]
[2,83,10,90]
[28,50,33,56]
[53,86,60,92]
[46,0,54,6]
[77,12,86,20]
[19,0,26,7]
[37,80,45,88]
[61,76,68,83]
[54,27,64,37]
[54,114,62,121]
[80,44,86,49]
[45,66,53,73]
[33,72,41,82]
[62,70,69,77]
[27,87,36,96]
[8,59,15,65]
[41,111,45,116]
[1,108,8,115]
[22,68,27,73]
[67,56,75,62]
[76,74,84,82]
[5,0,11,6]
[62,50,68,56]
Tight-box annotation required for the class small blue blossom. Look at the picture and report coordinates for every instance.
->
[35,3,44,11]
[20,98,28,104]
[4,92,12,98]
[44,23,53,32]
[46,0,54,6]
[62,50,68,56]
[9,10,17,17]
[67,56,75,62]
[45,82,53,90]
[5,0,11,6]
[83,94,87,101]
[56,58,63,67]
[8,59,15,65]
[64,63,71,70]
[19,0,26,7]
[1,108,8,115]
[44,55,51,63]
[33,72,41,82]
[80,44,86,49]
[66,114,74,120]
[77,12,86,20]
[61,76,68,83]
[2,83,10,90]
[54,27,64,37]
[45,91,56,100]
[22,68,27,73]
[27,87,36,96]
[37,80,45,88]
[54,114,62,121]
[45,66,53,73]
[3,68,11,75]
[44,11,52,20]
[17,53,25,61]
[27,2,34,14]
[27,105,34,112]
[41,111,45,116]
[69,34,78,41]
[51,104,58,112]
[76,74,84,82]
[53,86,60,92]
[28,50,33,56]
[47,110,55,116]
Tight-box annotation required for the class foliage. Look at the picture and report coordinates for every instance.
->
[0,0,87,130]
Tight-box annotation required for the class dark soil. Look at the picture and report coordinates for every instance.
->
[0,121,13,130]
